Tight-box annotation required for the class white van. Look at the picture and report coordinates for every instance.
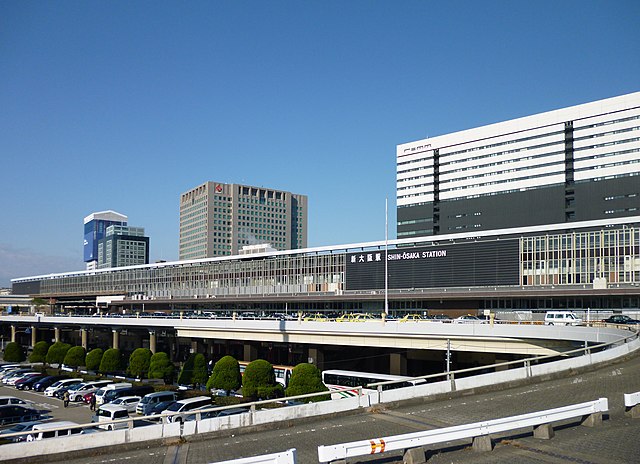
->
[26,421,82,441]
[44,378,83,397]
[163,396,211,423]
[95,383,133,405]
[544,311,583,326]
[68,380,113,402]
[136,391,177,415]
[95,404,130,430]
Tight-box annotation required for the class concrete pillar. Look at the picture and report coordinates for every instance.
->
[54,327,60,343]
[30,326,37,347]
[112,330,120,350]
[625,404,640,419]
[581,412,603,427]
[389,352,407,376]
[243,343,258,362]
[308,347,325,371]
[533,423,555,439]
[403,447,426,464]
[11,325,16,343]
[472,435,493,452]
[81,328,88,350]
[149,331,157,354]
[191,339,200,355]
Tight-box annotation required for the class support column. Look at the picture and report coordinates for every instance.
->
[81,328,88,350]
[31,326,37,347]
[243,343,258,362]
[390,352,407,376]
[308,347,325,371]
[11,325,16,343]
[191,339,200,355]
[149,331,157,354]
[112,330,120,350]
[54,327,60,343]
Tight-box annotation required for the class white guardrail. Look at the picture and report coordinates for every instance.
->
[317,398,609,463]
[624,390,640,418]
[211,448,296,464]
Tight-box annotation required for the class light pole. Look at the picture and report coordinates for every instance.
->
[385,197,389,317]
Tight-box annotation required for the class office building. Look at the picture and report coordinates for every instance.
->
[96,225,150,269]
[397,92,640,238]
[179,182,307,260]
[84,211,128,270]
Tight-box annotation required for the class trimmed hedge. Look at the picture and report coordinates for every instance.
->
[4,342,25,362]
[206,355,241,394]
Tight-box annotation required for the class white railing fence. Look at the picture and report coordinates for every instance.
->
[210,448,296,464]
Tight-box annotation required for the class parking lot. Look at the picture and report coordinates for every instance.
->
[0,381,97,427]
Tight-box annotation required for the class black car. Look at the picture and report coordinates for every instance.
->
[32,375,69,392]
[0,405,42,426]
[604,315,640,325]
[147,400,177,417]
[15,374,48,391]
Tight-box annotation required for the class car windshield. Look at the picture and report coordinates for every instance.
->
[165,402,182,412]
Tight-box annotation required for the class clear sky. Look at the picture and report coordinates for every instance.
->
[1,1,639,287]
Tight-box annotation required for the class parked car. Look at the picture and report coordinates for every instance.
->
[146,400,177,418]
[94,383,133,405]
[83,392,95,404]
[15,374,48,390]
[0,420,43,442]
[0,405,42,426]
[136,391,178,415]
[604,315,640,325]
[93,404,130,430]
[44,378,83,397]
[33,375,68,392]
[453,315,487,324]
[399,314,425,322]
[0,396,30,406]
[303,313,329,322]
[26,421,83,441]
[67,381,113,402]
[2,370,37,385]
[108,396,141,413]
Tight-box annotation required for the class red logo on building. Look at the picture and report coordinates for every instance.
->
[215,184,223,193]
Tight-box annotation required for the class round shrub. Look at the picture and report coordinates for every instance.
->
[242,359,284,400]
[3,342,25,363]
[99,348,121,374]
[128,348,152,379]
[148,352,175,383]
[29,341,49,363]
[46,341,71,366]
[206,355,241,394]
[85,348,104,371]
[285,363,329,402]
[63,346,86,369]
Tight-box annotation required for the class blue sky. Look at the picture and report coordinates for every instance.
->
[1,1,639,287]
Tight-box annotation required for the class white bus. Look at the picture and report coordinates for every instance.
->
[321,369,425,399]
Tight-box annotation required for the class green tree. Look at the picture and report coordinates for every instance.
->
[285,363,330,402]
[63,346,86,369]
[128,348,152,379]
[206,355,241,394]
[46,341,71,366]
[242,359,284,400]
[177,353,196,386]
[148,352,175,383]
[99,348,121,373]
[3,342,25,363]
[192,353,209,387]
[29,341,49,363]
[85,348,104,371]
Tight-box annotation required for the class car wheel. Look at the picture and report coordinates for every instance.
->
[108,425,113,431]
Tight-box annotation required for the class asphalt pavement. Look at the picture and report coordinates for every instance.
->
[3,353,640,464]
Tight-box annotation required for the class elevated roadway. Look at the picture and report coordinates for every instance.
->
[0,314,627,356]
